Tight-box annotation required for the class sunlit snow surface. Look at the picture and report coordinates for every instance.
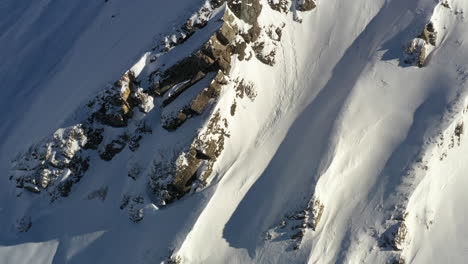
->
[1,0,468,263]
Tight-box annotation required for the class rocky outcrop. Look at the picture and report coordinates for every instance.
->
[228,0,263,26]
[419,22,437,46]
[403,21,438,67]
[296,0,317,11]
[403,38,427,67]
[151,10,241,98]
[93,72,138,127]
[99,136,127,161]
[264,198,324,250]
[393,222,408,250]
[380,213,409,251]
[11,125,90,199]
[150,110,230,206]
[268,0,290,13]
[10,0,283,215]
[161,71,227,131]
[87,186,108,201]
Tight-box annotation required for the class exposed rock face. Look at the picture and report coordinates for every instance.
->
[133,88,154,113]
[152,11,239,99]
[310,199,325,231]
[190,74,224,114]
[454,122,464,146]
[380,214,409,251]
[150,110,230,206]
[297,0,317,11]
[235,78,257,101]
[441,1,450,9]
[87,186,108,201]
[162,71,227,131]
[404,38,427,67]
[264,198,324,251]
[403,21,437,67]
[268,0,290,13]
[11,125,90,200]
[227,0,263,26]
[16,216,32,232]
[253,42,277,66]
[419,22,437,46]
[10,0,286,212]
[99,137,127,161]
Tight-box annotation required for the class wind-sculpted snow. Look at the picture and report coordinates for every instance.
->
[1,0,468,263]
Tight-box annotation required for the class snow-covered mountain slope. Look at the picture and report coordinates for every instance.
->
[1,0,468,263]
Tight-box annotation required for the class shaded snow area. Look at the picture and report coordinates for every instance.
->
[1,0,468,263]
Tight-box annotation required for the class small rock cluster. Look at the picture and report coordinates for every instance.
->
[380,214,409,251]
[264,199,324,250]
[403,22,438,67]
[10,0,294,225]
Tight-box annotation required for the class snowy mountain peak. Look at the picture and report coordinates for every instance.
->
[1,0,468,263]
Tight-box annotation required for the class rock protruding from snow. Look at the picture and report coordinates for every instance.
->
[403,38,427,67]
[268,0,290,13]
[419,22,437,46]
[150,109,230,206]
[380,214,409,251]
[11,125,90,200]
[403,21,438,67]
[296,0,317,11]
[264,199,324,250]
